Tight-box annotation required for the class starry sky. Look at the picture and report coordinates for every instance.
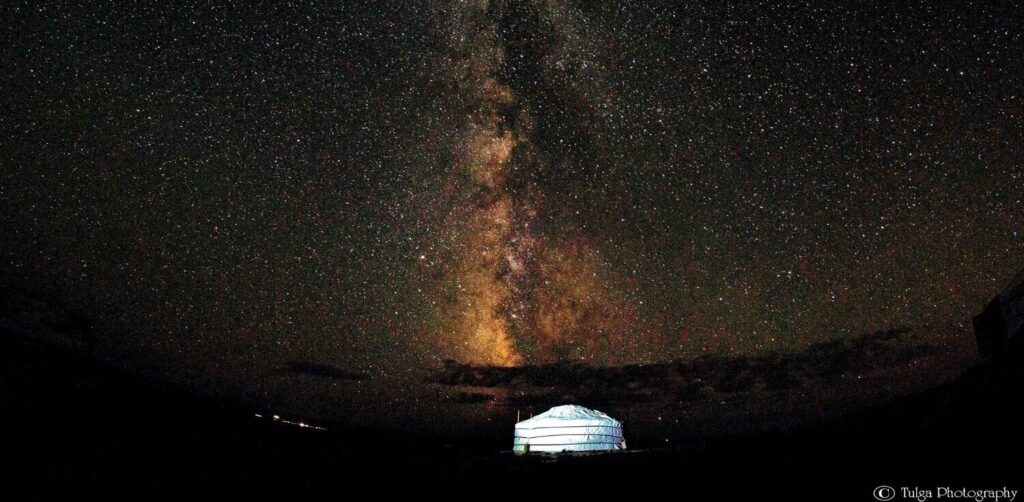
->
[2,1,1022,424]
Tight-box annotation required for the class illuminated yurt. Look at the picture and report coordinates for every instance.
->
[513,405,625,454]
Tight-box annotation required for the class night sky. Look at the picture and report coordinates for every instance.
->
[2,1,1022,428]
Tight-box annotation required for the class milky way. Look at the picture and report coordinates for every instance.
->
[429,1,650,366]
[1,1,1023,412]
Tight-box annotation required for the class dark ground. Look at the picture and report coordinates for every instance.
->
[1,330,1021,501]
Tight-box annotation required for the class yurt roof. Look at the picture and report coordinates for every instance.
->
[515,404,620,428]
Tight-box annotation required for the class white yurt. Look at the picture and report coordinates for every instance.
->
[513,404,625,454]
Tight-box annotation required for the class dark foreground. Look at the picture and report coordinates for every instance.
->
[1,333,1021,501]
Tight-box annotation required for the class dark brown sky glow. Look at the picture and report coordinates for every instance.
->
[2,1,1022,428]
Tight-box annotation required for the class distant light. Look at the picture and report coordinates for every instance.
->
[273,414,280,421]
[254,413,262,418]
